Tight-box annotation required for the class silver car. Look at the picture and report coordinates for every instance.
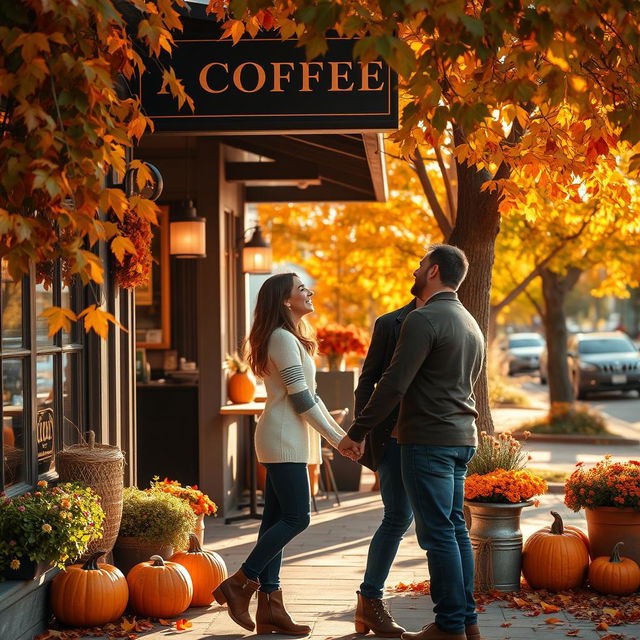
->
[569,331,640,399]
[504,332,546,375]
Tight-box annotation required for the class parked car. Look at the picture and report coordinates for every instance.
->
[568,331,640,399]
[502,332,546,375]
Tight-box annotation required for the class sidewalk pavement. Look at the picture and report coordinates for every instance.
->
[81,487,638,640]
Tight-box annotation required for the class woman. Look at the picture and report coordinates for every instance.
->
[214,273,347,635]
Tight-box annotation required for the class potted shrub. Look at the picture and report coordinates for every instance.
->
[148,477,217,546]
[0,480,105,580]
[113,487,196,576]
[464,431,547,592]
[224,352,255,403]
[564,456,640,564]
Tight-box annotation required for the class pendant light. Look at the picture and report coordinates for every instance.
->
[242,225,272,274]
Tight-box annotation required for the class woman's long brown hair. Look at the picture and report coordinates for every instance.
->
[247,273,316,378]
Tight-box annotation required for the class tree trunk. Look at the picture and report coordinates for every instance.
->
[540,267,583,415]
[448,149,501,434]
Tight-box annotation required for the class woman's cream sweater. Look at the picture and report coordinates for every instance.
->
[255,327,346,464]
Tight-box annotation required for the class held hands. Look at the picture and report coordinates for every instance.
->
[338,435,364,461]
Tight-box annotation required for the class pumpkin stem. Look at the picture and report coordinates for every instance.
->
[188,533,203,553]
[610,541,624,563]
[88,430,95,449]
[550,511,564,535]
[150,555,165,567]
[81,551,107,570]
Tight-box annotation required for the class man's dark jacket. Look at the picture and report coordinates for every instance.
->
[354,300,415,471]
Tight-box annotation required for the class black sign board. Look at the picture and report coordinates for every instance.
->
[37,407,54,474]
[139,34,398,134]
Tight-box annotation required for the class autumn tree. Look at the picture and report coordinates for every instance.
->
[259,154,442,327]
[0,0,192,336]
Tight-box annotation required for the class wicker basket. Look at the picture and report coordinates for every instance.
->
[57,430,125,558]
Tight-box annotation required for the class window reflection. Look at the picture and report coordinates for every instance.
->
[35,281,54,346]
[62,353,81,445]
[36,355,55,475]
[3,359,25,487]
[1,260,22,350]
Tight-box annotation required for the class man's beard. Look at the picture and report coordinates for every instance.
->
[410,280,422,298]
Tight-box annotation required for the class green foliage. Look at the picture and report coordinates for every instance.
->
[120,486,196,550]
[527,468,570,484]
[467,431,530,476]
[518,406,611,436]
[0,481,105,573]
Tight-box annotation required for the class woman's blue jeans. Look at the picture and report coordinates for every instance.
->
[241,462,311,593]
[401,444,477,634]
[360,438,414,598]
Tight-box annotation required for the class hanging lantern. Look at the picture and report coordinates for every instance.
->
[242,225,272,274]
[170,200,206,259]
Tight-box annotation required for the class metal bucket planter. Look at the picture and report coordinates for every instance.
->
[465,500,532,592]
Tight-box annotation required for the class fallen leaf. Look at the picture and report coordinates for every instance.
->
[541,601,562,613]
[544,617,564,624]
[603,608,620,617]
[501,622,512,627]
[566,631,580,636]
[176,619,192,631]
[158,619,172,626]
[512,597,528,608]
[596,622,609,631]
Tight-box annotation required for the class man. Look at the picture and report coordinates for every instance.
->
[350,295,424,637]
[340,244,485,640]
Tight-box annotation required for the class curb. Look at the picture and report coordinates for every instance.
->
[511,432,639,446]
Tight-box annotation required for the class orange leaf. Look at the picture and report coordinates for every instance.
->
[176,618,192,631]
[40,305,78,336]
[158,619,172,626]
[111,235,137,263]
[500,622,512,627]
[541,601,562,613]
[596,622,609,631]
[78,304,127,339]
[566,631,580,637]
[602,608,619,617]
[545,617,564,624]
[512,597,528,608]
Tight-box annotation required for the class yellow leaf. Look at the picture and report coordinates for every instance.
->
[111,235,137,263]
[569,74,587,92]
[129,196,159,224]
[99,188,129,220]
[39,306,78,336]
[78,304,126,339]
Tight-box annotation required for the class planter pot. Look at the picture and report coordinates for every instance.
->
[113,536,174,577]
[193,514,205,547]
[465,500,532,592]
[326,354,346,371]
[1,558,52,581]
[585,506,640,565]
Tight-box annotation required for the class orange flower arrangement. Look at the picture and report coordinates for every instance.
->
[564,456,640,512]
[316,323,368,356]
[465,469,547,504]
[148,477,217,517]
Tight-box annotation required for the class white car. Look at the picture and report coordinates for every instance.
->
[503,332,546,375]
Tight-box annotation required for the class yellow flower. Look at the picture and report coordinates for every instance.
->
[10,559,20,570]
[42,523,52,533]
[60,499,71,509]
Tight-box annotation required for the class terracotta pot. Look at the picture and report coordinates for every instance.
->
[193,513,205,547]
[228,372,256,403]
[585,507,640,565]
[113,536,174,577]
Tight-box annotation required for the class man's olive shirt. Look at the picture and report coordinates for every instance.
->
[347,291,485,447]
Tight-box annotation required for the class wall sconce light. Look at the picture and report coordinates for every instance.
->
[170,200,206,259]
[242,225,272,274]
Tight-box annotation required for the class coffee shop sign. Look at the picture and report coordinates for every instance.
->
[140,37,398,134]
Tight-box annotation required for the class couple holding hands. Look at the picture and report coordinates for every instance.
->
[213,244,485,640]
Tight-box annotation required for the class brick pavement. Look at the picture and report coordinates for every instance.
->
[97,483,639,640]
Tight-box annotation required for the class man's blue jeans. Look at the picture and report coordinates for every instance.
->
[360,438,414,598]
[241,462,311,593]
[401,445,477,634]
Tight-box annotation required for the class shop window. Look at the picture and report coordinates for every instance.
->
[1,260,85,494]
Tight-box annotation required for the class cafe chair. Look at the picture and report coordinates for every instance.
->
[320,407,350,506]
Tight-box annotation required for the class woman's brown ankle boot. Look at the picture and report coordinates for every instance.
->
[256,590,311,635]
[212,569,260,631]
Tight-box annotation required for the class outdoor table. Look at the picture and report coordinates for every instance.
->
[220,401,266,524]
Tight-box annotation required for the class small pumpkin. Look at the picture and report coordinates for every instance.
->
[170,533,228,606]
[127,554,193,618]
[228,372,255,403]
[588,542,640,596]
[522,511,590,591]
[50,551,128,627]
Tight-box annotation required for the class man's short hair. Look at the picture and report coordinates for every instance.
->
[427,244,469,290]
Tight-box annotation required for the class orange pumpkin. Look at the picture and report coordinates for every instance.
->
[228,372,255,403]
[51,551,128,627]
[540,519,590,553]
[589,541,640,596]
[522,511,590,591]
[127,555,193,618]
[170,534,228,606]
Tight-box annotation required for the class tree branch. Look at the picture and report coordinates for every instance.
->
[412,148,453,239]
[434,145,456,225]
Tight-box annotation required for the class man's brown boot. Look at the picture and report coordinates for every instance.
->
[255,590,311,635]
[401,623,465,640]
[355,591,405,637]
[212,568,260,631]
[465,624,482,640]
